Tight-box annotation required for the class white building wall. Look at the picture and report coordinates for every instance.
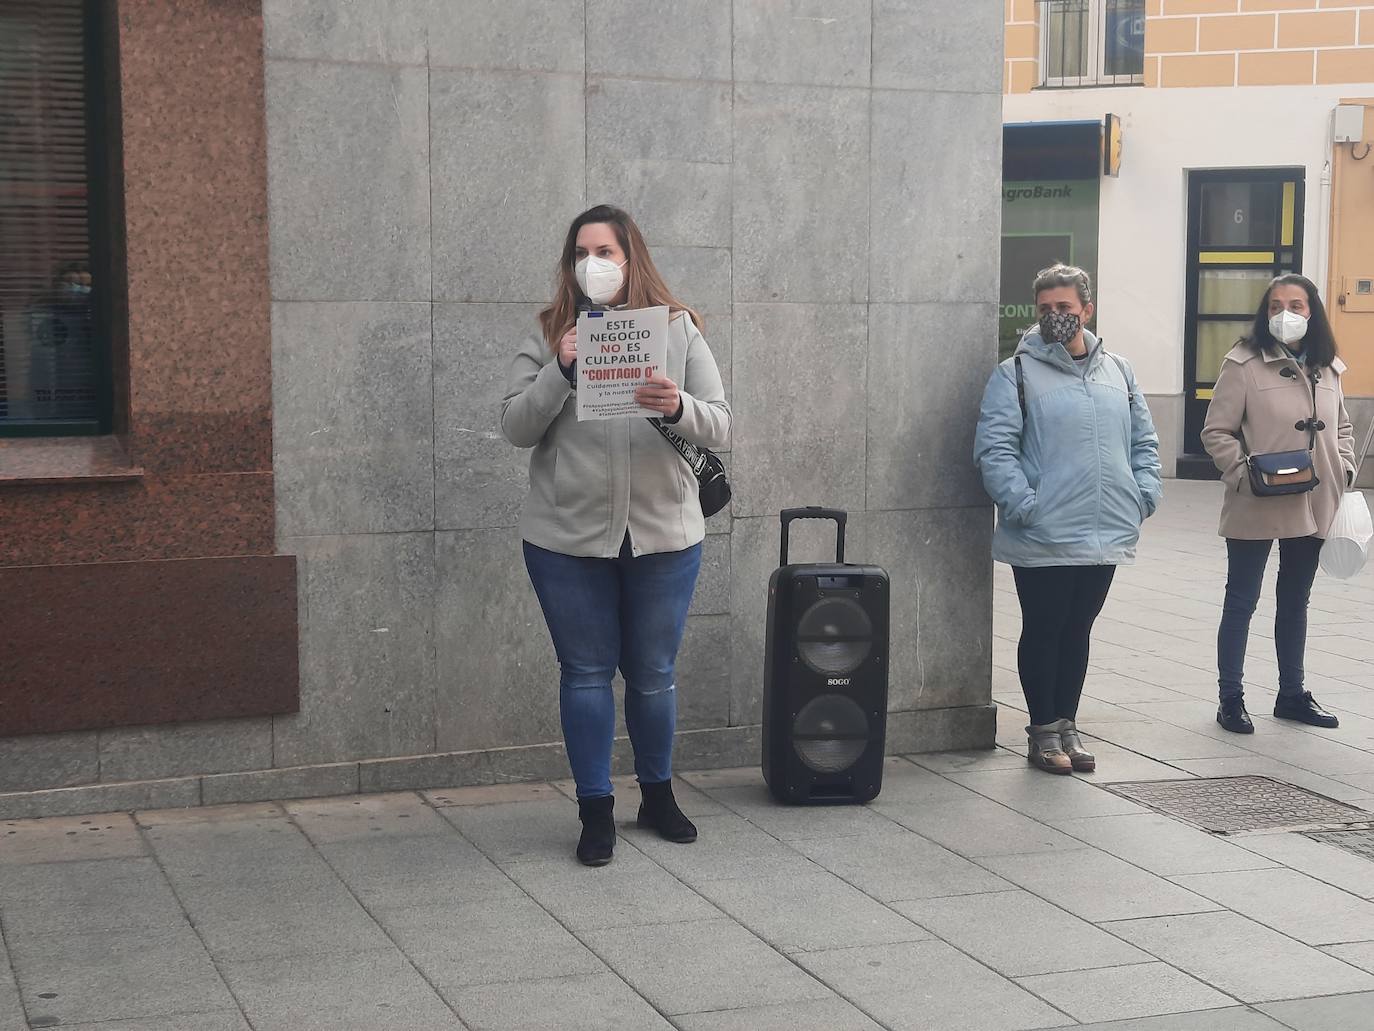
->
[1004,85,1358,398]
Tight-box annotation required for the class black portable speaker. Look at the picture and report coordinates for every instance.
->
[762,507,889,805]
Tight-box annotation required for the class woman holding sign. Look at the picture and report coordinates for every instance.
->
[500,205,730,866]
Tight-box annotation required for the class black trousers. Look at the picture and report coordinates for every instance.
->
[1217,536,1322,703]
[1012,565,1117,727]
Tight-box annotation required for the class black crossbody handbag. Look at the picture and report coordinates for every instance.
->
[1245,366,1321,498]
[650,418,731,517]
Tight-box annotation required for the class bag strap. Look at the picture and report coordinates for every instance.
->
[648,418,710,477]
[1104,349,1135,410]
[1014,356,1026,422]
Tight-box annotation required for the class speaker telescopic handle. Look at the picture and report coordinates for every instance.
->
[779,507,847,566]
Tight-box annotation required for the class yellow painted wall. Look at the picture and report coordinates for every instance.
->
[1328,99,1374,398]
[1006,1,1374,93]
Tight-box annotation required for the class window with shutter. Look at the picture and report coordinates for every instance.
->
[0,0,109,435]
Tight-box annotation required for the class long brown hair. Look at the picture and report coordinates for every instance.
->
[538,205,703,350]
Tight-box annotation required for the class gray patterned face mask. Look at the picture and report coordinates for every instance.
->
[1039,311,1081,345]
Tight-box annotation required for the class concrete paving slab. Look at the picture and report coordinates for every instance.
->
[581,918,832,1016]
[9,923,235,1027]
[791,827,1015,901]
[692,870,933,953]
[134,802,285,827]
[443,972,675,1030]
[1320,942,1374,974]
[704,785,909,841]
[0,813,145,866]
[1039,1011,1289,1031]
[423,782,564,807]
[380,894,607,989]
[1258,991,1374,1031]
[795,939,1069,1031]
[501,858,719,931]
[905,747,1029,774]
[879,795,1083,858]
[1077,721,1250,761]
[623,813,822,884]
[978,848,1222,923]
[944,768,1151,825]
[1104,911,1374,1002]
[674,997,883,1031]
[437,798,593,865]
[1170,868,1374,946]
[892,890,1152,977]
[1015,961,1234,1023]
[1233,831,1374,904]
[219,949,462,1031]
[0,857,185,938]
[317,832,522,911]
[285,791,453,842]
[1054,813,1279,876]
[1069,743,1195,783]
[175,881,394,961]
[56,1014,253,1031]
[0,933,23,1031]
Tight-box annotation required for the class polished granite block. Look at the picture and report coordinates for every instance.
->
[0,556,298,737]
[0,473,276,567]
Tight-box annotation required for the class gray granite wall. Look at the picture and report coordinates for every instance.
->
[0,0,1004,816]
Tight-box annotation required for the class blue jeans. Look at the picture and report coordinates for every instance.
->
[1218,536,1322,703]
[523,536,702,800]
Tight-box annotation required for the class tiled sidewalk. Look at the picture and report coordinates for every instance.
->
[3,481,1374,1030]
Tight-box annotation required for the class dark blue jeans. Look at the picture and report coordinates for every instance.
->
[523,536,702,800]
[1218,536,1322,703]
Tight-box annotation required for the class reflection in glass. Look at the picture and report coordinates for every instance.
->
[1199,269,1273,316]
[1196,321,1252,385]
[1200,182,1278,249]
[1044,0,1090,81]
[1103,0,1145,78]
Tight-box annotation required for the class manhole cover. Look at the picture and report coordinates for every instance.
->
[1303,829,1374,862]
[1104,776,1370,834]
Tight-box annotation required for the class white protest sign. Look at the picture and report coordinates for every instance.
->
[575,306,669,421]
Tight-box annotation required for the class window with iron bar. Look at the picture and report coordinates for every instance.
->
[1038,0,1145,89]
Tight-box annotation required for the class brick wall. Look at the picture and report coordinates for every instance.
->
[1005,0,1374,93]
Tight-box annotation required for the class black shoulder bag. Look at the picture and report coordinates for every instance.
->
[1245,365,1321,497]
[650,419,731,518]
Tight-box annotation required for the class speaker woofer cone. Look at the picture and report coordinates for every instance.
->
[796,597,873,675]
[792,694,870,773]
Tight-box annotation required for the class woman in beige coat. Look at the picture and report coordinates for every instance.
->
[1202,274,1355,734]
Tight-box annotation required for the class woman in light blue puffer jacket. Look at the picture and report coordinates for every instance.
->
[975,264,1163,775]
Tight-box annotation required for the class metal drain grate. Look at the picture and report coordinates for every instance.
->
[1105,776,1371,834]
[1303,829,1374,862]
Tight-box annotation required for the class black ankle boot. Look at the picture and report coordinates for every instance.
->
[1217,698,1254,734]
[576,794,615,866]
[637,779,697,843]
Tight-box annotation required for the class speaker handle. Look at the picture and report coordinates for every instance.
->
[779,507,847,566]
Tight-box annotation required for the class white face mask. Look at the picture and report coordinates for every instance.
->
[574,254,626,305]
[1268,309,1309,346]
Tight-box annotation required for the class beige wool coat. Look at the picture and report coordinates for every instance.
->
[1202,344,1355,541]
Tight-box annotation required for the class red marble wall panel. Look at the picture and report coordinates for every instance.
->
[0,1,297,737]
[0,556,297,736]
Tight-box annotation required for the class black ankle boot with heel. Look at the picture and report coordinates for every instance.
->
[576,794,616,866]
[637,779,697,843]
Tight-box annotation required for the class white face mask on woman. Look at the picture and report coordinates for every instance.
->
[574,255,627,305]
[1269,309,1309,346]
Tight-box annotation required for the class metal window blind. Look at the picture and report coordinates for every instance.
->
[0,0,99,428]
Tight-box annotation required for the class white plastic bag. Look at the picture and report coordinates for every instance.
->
[1320,490,1374,579]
